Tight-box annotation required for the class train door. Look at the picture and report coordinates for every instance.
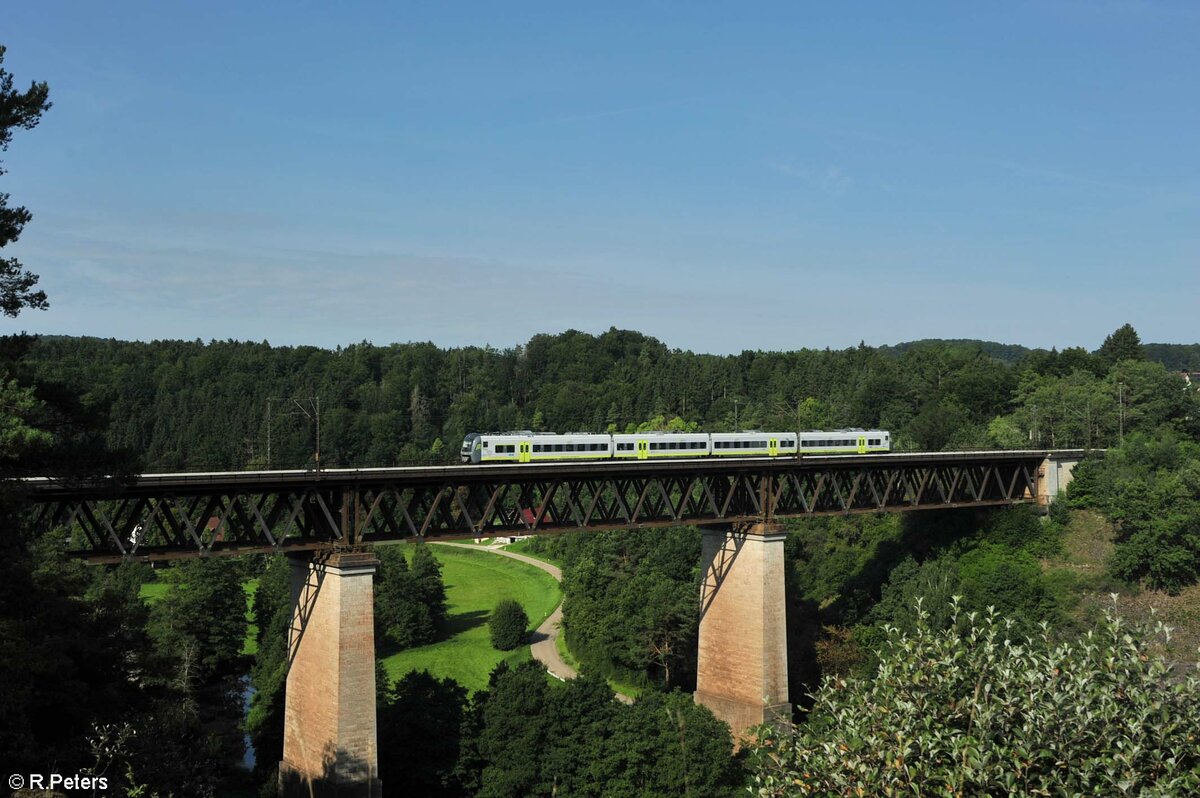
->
[768,438,778,457]
[519,441,532,463]
[637,440,649,460]
[857,435,867,454]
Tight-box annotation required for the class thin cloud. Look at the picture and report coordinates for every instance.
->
[994,158,1157,194]
[766,161,853,196]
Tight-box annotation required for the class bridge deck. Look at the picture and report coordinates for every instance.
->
[17,449,1090,562]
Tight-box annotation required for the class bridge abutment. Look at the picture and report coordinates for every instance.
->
[279,550,381,798]
[694,523,791,739]
[1038,454,1082,507]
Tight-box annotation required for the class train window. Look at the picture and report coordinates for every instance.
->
[533,445,542,452]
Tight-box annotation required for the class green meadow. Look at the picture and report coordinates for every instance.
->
[137,547,562,692]
[380,545,561,692]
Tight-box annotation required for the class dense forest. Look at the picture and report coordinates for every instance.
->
[20,324,1200,472]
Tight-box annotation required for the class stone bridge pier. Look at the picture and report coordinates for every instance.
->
[279,549,382,798]
[694,523,791,738]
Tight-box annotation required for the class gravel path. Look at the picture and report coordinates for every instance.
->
[432,541,577,680]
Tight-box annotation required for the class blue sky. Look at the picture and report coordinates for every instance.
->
[3,1,1197,353]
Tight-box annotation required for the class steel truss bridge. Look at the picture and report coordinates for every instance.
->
[19,450,1084,563]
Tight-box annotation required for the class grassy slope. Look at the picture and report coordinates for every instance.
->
[380,546,561,693]
[1043,510,1200,670]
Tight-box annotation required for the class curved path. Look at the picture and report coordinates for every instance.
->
[432,541,577,681]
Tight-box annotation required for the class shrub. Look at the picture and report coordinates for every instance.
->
[489,599,529,651]
[748,597,1200,797]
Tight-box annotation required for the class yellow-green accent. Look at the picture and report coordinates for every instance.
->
[768,438,778,456]
[519,442,531,463]
[637,440,649,460]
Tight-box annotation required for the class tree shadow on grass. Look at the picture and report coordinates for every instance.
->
[444,609,489,636]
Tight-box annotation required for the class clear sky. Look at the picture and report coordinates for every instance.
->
[3,1,1197,353]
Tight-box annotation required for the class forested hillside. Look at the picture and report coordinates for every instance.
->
[9,323,1200,796]
[23,324,1200,472]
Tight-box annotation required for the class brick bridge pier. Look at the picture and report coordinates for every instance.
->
[279,550,382,798]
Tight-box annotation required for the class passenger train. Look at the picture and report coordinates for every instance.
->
[460,429,890,464]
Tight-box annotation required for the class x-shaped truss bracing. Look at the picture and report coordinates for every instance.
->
[27,457,1045,562]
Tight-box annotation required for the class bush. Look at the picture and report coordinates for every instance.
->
[489,599,529,651]
[748,598,1200,797]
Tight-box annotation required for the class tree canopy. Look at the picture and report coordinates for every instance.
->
[0,44,50,317]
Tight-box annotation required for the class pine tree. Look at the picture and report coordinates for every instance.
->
[410,543,448,632]
[1098,323,1144,364]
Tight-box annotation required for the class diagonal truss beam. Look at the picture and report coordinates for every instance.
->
[21,454,1051,562]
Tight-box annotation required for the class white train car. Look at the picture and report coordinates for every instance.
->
[797,428,890,454]
[710,431,797,457]
[463,431,613,463]
[612,431,710,460]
